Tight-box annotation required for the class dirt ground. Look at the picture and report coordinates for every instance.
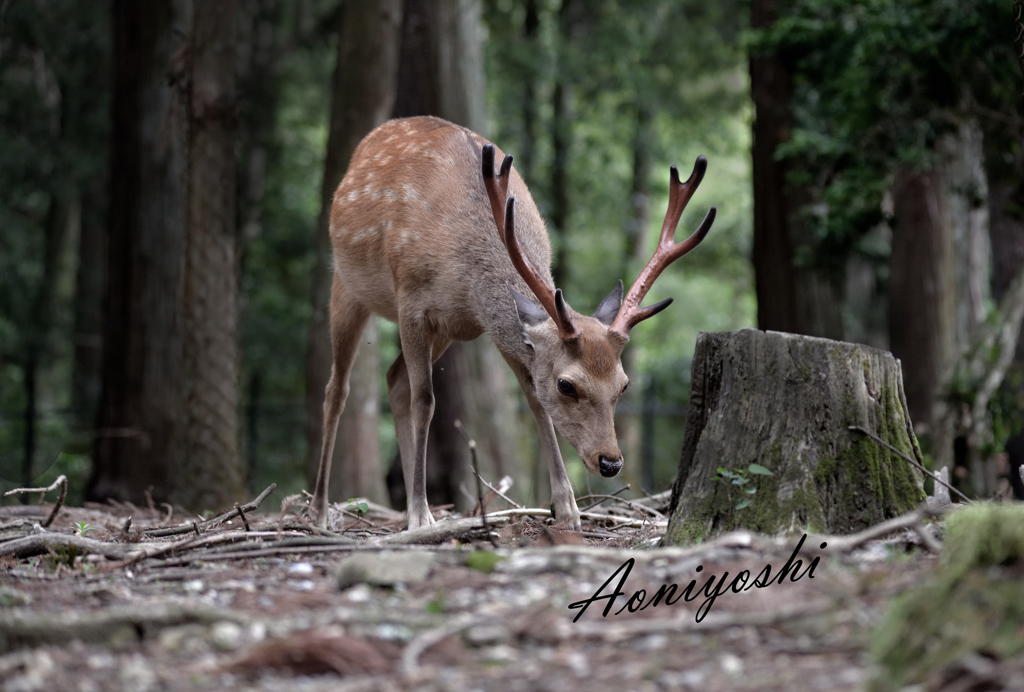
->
[0,490,1020,692]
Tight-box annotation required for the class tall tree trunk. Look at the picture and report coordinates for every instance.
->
[236,0,280,250]
[177,0,245,511]
[890,170,956,434]
[749,0,799,334]
[89,0,190,504]
[617,100,654,492]
[548,0,580,290]
[305,0,403,504]
[519,0,540,184]
[72,188,106,439]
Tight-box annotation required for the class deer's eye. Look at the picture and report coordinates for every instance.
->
[557,379,577,397]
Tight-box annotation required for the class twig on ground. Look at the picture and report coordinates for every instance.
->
[455,420,497,547]
[234,503,251,531]
[578,484,631,510]
[484,507,667,529]
[813,505,949,554]
[144,486,156,513]
[578,493,665,519]
[3,475,67,528]
[144,483,277,537]
[849,426,971,503]
[374,516,511,545]
[341,509,382,529]
[160,503,174,525]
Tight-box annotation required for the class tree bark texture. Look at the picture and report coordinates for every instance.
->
[663,330,926,545]
[749,0,798,335]
[90,0,190,504]
[889,169,956,431]
[177,0,245,511]
[304,0,403,498]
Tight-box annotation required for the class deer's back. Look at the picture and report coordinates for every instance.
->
[329,117,552,347]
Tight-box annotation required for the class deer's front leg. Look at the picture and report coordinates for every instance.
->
[516,375,581,531]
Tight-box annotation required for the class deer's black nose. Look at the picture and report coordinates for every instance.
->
[599,456,623,478]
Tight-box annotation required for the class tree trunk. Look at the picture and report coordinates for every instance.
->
[988,160,1024,500]
[664,330,926,545]
[617,100,654,492]
[750,0,798,334]
[889,169,956,432]
[176,0,245,511]
[304,0,403,501]
[71,186,106,439]
[519,0,540,184]
[89,0,190,504]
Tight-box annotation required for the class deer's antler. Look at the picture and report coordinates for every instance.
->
[610,157,717,339]
[483,143,578,341]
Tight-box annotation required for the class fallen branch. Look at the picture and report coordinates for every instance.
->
[144,483,276,538]
[0,533,166,560]
[374,516,511,545]
[484,507,666,529]
[810,505,950,554]
[3,475,67,528]
[0,603,248,650]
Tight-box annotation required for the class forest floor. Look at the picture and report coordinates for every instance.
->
[0,485,1021,692]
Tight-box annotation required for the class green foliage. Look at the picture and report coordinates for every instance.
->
[870,504,1024,690]
[345,498,369,516]
[0,1,109,487]
[70,521,92,538]
[749,0,1023,276]
[712,463,775,509]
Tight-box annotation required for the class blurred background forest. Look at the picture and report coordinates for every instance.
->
[1,0,1022,514]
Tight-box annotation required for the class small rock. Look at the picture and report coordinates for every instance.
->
[211,621,243,650]
[719,653,743,676]
[335,550,436,588]
[287,562,314,576]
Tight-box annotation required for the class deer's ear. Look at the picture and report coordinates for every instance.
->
[592,279,624,327]
[508,283,550,328]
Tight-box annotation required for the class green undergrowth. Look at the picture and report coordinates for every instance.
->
[869,504,1024,691]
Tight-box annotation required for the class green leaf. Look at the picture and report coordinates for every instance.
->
[735,499,752,510]
[748,463,774,476]
[744,487,757,494]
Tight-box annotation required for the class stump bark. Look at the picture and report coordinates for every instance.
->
[663,329,926,545]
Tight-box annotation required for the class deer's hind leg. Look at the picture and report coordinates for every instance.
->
[311,275,371,529]
[387,319,451,530]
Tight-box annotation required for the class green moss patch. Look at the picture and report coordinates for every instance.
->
[869,504,1024,691]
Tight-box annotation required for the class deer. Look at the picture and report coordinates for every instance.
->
[311,115,715,531]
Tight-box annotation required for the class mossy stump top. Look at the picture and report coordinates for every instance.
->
[663,329,926,545]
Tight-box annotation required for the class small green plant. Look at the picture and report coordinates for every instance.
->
[71,521,92,537]
[345,498,369,516]
[712,463,774,510]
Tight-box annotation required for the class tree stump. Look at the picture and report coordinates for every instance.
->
[663,329,927,545]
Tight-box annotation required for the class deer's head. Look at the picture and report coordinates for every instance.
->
[482,144,716,480]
